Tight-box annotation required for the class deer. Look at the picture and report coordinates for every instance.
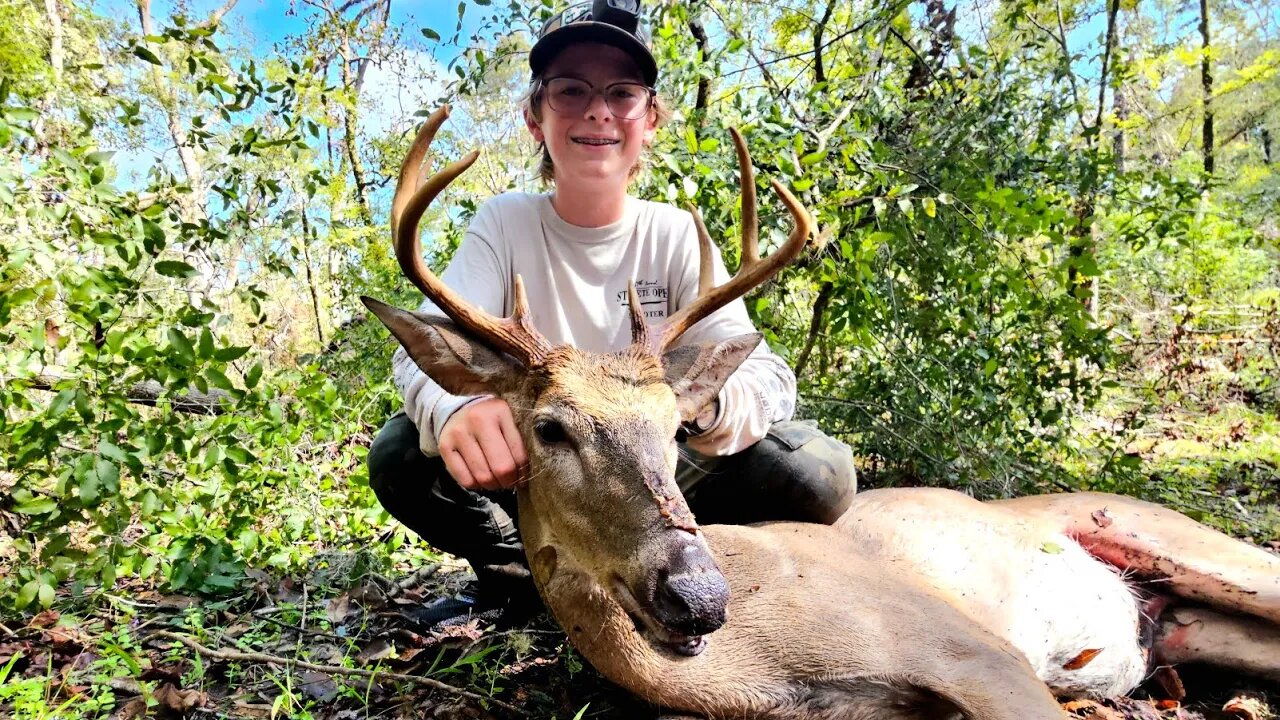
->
[362,107,1280,720]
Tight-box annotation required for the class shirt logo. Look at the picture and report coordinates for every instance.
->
[617,279,668,319]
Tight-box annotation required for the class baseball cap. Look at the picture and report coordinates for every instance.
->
[529,0,658,86]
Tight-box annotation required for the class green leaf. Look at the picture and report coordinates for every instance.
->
[17,580,39,609]
[922,197,937,218]
[205,368,234,391]
[1040,541,1064,554]
[49,389,76,417]
[800,151,825,167]
[156,260,197,278]
[245,362,263,389]
[198,328,214,359]
[168,328,194,361]
[38,583,55,608]
[132,45,164,66]
[14,498,58,515]
[421,27,440,41]
[214,346,249,362]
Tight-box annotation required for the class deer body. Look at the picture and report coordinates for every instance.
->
[367,108,1280,720]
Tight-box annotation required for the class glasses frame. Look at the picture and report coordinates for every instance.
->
[538,76,657,121]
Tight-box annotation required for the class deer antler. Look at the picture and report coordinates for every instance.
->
[631,128,814,354]
[392,107,553,366]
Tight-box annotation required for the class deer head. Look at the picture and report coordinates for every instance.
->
[363,107,812,657]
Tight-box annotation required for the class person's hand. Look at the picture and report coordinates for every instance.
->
[438,398,528,491]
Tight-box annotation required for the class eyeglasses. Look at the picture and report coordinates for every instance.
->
[539,77,655,120]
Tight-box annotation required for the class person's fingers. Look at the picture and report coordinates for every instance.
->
[454,432,500,491]
[496,410,529,485]
[442,445,476,490]
[476,422,520,488]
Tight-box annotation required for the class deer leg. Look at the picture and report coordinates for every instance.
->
[997,492,1280,623]
[1153,606,1280,682]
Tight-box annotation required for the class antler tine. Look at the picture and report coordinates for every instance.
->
[391,107,553,366]
[646,130,814,354]
[730,128,759,265]
[627,282,650,348]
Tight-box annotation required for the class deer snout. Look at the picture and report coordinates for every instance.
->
[649,539,730,637]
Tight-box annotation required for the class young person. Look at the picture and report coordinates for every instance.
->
[367,0,856,623]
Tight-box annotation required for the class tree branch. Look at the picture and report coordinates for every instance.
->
[25,376,232,415]
[794,281,834,378]
[813,0,836,84]
[148,631,530,717]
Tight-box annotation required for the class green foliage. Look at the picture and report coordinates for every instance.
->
[0,14,400,613]
[2,0,1278,627]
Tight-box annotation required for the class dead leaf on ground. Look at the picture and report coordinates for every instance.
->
[27,610,61,629]
[157,595,197,611]
[153,683,208,713]
[1064,648,1103,670]
[1223,692,1271,720]
[229,701,273,718]
[326,593,351,624]
[1091,508,1113,528]
[1063,698,1125,719]
[357,638,394,663]
[1152,665,1186,701]
[109,696,148,720]
[298,670,339,701]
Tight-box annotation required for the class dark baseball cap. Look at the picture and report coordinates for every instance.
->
[529,0,658,86]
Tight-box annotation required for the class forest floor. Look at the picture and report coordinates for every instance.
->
[1,548,1277,720]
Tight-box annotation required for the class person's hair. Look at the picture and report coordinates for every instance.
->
[521,75,672,185]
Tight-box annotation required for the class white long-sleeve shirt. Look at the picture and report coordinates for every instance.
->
[392,191,797,457]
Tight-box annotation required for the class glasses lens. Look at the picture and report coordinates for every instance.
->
[605,83,651,119]
[544,78,591,115]
[543,78,651,119]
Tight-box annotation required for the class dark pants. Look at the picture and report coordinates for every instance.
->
[367,413,856,595]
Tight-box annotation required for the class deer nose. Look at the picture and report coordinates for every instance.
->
[650,540,730,636]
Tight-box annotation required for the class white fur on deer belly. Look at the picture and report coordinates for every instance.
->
[994,537,1148,698]
[840,490,1148,698]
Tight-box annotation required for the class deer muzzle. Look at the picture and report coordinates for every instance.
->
[639,536,730,655]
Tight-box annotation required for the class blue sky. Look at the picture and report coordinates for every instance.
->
[99,0,483,57]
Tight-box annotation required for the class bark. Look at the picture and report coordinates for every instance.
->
[338,31,373,222]
[1199,0,1214,177]
[813,0,836,84]
[32,0,65,153]
[1264,128,1273,165]
[687,14,711,126]
[135,0,239,221]
[1066,0,1120,313]
[795,282,834,379]
[299,205,326,346]
[1112,86,1127,173]
[28,376,232,415]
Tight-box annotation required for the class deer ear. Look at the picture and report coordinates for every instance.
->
[662,333,762,423]
[363,296,522,397]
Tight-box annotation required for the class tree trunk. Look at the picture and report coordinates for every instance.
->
[33,0,64,152]
[1199,0,1214,177]
[1112,87,1127,173]
[1262,128,1273,165]
[687,13,711,128]
[339,36,373,223]
[135,0,237,221]
[299,205,326,346]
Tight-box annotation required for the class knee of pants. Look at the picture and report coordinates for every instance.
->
[367,412,425,496]
[762,431,857,524]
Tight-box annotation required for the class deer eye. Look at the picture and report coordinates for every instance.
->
[535,420,568,445]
